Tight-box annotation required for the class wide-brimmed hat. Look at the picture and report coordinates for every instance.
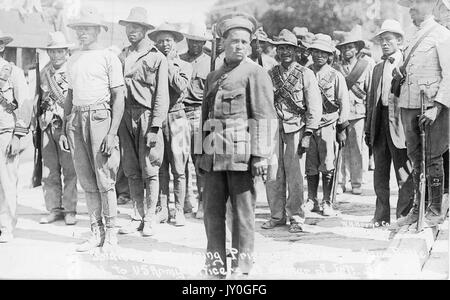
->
[252,27,272,43]
[373,19,405,39]
[0,30,13,45]
[119,7,155,30]
[272,29,299,47]
[183,21,212,41]
[67,6,108,32]
[43,31,75,49]
[308,34,336,54]
[292,27,309,38]
[298,32,315,48]
[336,28,365,50]
[216,12,258,38]
[148,23,184,43]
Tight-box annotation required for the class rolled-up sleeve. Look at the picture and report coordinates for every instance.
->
[12,67,32,137]
[303,69,322,131]
[107,53,125,89]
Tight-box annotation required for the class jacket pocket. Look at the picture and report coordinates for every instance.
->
[417,78,440,100]
[221,88,246,115]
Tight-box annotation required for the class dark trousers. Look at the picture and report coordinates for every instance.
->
[373,106,414,222]
[203,170,256,277]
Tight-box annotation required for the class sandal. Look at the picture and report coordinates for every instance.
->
[288,222,303,233]
[261,219,285,230]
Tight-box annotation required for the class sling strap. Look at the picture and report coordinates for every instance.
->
[344,58,369,90]
[271,64,307,121]
[316,68,340,114]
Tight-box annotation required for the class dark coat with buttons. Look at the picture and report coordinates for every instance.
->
[198,59,278,172]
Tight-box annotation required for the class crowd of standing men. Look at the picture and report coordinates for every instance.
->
[0,0,448,279]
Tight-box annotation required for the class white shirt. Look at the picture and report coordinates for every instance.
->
[381,50,403,106]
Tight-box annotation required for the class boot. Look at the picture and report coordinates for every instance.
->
[393,171,420,228]
[77,225,105,252]
[322,172,334,204]
[142,221,155,237]
[425,176,444,226]
[102,228,118,251]
[305,175,320,212]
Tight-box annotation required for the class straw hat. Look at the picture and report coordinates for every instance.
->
[119,7,155,31]
[183,21,212,41]
[272,29,299,47]
[336,28,365,50]
[308,34,336,54]
[252,27,272,43]
[67,6,108,32]
[292,27,309,38]
[373,19,405,39]
[148,23,184,43]
[43,32,75,49]
[0,30,13,45]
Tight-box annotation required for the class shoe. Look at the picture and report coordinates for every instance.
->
[142,221,155,237]
[155,206,169,223]
[0,231,13,243]
[76,226,105,252]
[102,228,118,252]
[175,210,186,227]
[392,205,419,228]
[261,219,286,230]
[304,199,319,213]
[169,208,176,223]
[119,220,144,235]
[117,195,131,205]
[352,187,363,195]
[322,202,337,217]
[40,212,64,224]
[336,185,345,195]
[195,209,204,219]
[64,213,77,226]
[288,222,303,233]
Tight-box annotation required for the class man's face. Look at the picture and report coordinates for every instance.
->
[378,32,402,56]
[341,43,358,60]
[75,26,100,46]
[47,48,69,69]
[277,44,296,65]
[223,28,251,63]
[311,49,331,68]
[0,42,5,53]
[187,39,206,56]
[409,0,435,26]
[156,32,176,56]
[126,23,147,44]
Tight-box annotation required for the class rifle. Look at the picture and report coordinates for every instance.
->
[331,145,343,204]
[210,24,217,72]
[417,90,427,232]
[32,52,43,188]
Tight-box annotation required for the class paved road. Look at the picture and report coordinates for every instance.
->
[0,143,447,279]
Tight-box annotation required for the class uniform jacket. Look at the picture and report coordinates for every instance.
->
[119,41,169,128]
[311,63,350,129]
[0,57,31,137]
[180,52,210,107]
[269,62,322,134]
[167,54,192,113]
[399,17,450,109]
[338,56,375,120]
[366,52,406,149]
[199,59,278,172]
